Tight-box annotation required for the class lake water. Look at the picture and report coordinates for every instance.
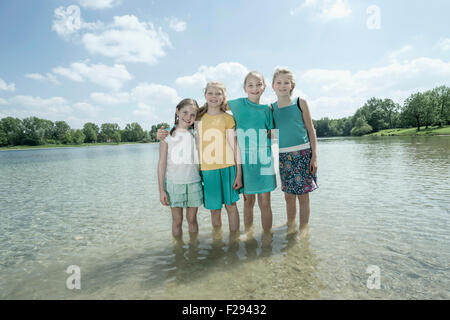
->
[0,136,449,299]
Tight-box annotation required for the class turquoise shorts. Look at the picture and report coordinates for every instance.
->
[201,165,240,210]
[164,180,203,208]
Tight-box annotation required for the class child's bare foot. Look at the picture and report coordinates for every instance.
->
[299,224,310,239]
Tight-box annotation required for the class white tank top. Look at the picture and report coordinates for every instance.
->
[164,129,201,184]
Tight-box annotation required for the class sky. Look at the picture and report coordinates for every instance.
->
[0,0,449,130]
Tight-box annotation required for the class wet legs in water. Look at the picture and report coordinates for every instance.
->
[171,207,199,242]
[243,192,272,232]
[284,192,310,237]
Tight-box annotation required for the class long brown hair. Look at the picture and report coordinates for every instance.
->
[197,82,228,119]
[170,98,199,136]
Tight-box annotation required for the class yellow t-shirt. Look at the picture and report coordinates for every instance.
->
[198,112,236,171]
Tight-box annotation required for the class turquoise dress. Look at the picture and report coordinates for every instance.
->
[228,98,277,194]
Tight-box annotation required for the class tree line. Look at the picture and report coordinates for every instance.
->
[313,85,449,137]
[1,85,448,147]
[0,118,170,147]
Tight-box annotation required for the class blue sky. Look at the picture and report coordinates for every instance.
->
[0,0,449,130]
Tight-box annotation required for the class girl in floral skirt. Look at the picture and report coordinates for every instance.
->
[271,68,318,236]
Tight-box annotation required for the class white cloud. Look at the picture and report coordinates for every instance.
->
[290,0,351,21]
[435,38,450,52]
[167,17,187,32]
[9,95,69,108]
[0,78,15,91]
[25,73,60,85]
[52,5,103,39]
[131,83,181,123]
[77,0,121,10]
[73,102,103,117]
[388,45,413,61]
[4,95,73,121]
[82,15,172,64]
[298,57,450,119]
[90,92,130,105]
[52,61,132,90]
[175,62,249,97]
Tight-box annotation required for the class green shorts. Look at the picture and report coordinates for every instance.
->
[201,165,240,210]
[164,180,203,208]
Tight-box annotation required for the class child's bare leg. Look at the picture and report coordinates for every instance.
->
[210,209,222,229]
[243,194,255,229]
[284,192,297,225]
[186,207,199,233]
[225,203,240,233]
[298,193,310,231]
[171,207,183,240]
[257,192,272,232]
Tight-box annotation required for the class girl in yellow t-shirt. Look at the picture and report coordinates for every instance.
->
[196,82,242,234]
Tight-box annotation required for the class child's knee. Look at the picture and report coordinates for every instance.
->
[244,195,256,206]
[173,218,182,227]
[186,215,197,225]
[284,193,296,203]
[298,193,309,203]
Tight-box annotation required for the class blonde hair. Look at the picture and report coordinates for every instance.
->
[243,71,266,89]
[170,98,199,136]
[197,82,228,119]
[272,68,296,95]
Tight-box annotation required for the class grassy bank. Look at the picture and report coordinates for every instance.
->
[367,125,450,137]
[0,141,155,151]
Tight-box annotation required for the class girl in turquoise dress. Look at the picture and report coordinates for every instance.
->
[226,71,277,232]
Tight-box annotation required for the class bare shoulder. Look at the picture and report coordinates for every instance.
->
[298,98,310,112]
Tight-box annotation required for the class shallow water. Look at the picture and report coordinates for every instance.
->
[0,136,449,299]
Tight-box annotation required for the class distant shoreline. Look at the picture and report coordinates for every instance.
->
[0,141,157,151]
[365,125,450,137]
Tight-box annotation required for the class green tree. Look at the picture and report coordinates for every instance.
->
[314,118,330,137]
[62,131,73,144]
[433,85,450,126]
[122,122,145,142]
[99,123,121,142]
[351,117,373,136]
[380,99,400,129]
[53,121,71,142]
[402,92,426,131]
[0,117,24,146]
[22,117,47,145]
[72,129,86,144]
[0,127,7,146]
[83,122,99,143]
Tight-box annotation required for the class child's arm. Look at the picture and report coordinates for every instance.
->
[226,127,242,190]
[157,140,170,206]
[299,98,318,175]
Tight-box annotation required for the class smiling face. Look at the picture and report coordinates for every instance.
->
[244,75,266,101]
[176,104,197,129]
[272,74,294,98]
[205,86,225,109]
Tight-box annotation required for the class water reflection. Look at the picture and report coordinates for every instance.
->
[158,224,322,299]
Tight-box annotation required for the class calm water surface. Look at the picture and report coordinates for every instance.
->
[0,136,449,299]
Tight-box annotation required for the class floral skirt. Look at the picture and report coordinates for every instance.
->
[279,148,318,195]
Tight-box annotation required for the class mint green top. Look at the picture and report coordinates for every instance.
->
[228,98,276,194]
[272,97,309,151]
